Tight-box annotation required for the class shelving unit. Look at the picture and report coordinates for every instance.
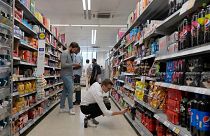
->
[110,0,209,136]
[11,0,66,135]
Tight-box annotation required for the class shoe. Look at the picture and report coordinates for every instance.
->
[59,108,69,113]
[91,118,99,125]
[73,101,81,105]
[84,118,88,128]
[87,120,97,128]
[69,109,76,115]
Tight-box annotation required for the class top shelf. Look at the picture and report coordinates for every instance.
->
[113,0,169,49]
[15,0,66,47]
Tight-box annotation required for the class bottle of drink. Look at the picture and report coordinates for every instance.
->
[187,96,192,131]
[190,94,199,136]
[178,22,184,50]
[204,5,210,43]
[197,95,210,136]
[180,93,189,127]
[197,9,205,45]
[183,18,191,49]
[191,14,199,46]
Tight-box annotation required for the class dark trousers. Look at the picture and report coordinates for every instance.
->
[80,103,111,119]
[74,75,81,102]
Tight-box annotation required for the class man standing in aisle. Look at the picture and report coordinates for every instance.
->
[60,42,80,115]
[89,59,101,85]
[83,59,91,91]
[73,46,83,105]
[80,79,128,128]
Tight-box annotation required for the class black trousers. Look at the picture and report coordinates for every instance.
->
[80,103,111,119]
[74,75,81,102]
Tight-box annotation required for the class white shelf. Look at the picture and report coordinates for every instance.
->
[117,90,124,97]
[117,79,124,83]
[19,100,60,134]
[44,76,56,79]
[135,76,156,81]
[134,97,158,113]
[123,84,135,92]
[123,95,135,107]
[48,59,58,63]
[156,44,210,61]
[16,61,37,67]
[19,40,38,51]
[14,35,21,40]
[13,57,21,61]
[44,85,54,89]
[124,40,135,48]
[141,54,156,60]
[54,82,63,86]
[12,91,37,97]
[123,55,136,61]
[13,77,36,82]
[154,113,191,136]
[122,72,135,76]
[155,82,210,96]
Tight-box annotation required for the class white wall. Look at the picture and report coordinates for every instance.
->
[97,51,107,67]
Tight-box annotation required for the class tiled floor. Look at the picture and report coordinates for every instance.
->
[27,89,138,136]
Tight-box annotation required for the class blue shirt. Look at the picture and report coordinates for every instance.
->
[73,54,83,76]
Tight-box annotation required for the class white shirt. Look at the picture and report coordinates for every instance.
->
[83,63,91,77]
[73,54,83,76]
[81,82,113,117]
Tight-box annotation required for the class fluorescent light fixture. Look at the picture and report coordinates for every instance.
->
[51,24,70,27]
[99,25,127,28]
[88,0,91,10]
[91,30,97,44]
[82,0,86,10]
[71,24,98,27]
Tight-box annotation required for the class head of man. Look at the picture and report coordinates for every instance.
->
[101,79,113,93]
[69,42,79,54]
[92,58,97,64]
[86,59,90,64]
[75,46,80,54]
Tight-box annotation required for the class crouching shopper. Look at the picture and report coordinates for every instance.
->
[80,79,128,128]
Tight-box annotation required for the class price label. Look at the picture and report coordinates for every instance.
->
[154,114,160,120]
[174,128,180,134]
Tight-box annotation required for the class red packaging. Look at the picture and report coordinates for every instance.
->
[166,110,180,125]
[147,117,156,133]
[167,99,180,113]
[156,121,166,136]
[28,110,36,119]
[167,89,182,101]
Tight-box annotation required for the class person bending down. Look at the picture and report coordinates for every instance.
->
[80,79,128,128]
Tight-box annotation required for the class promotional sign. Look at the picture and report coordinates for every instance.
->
[36,33,46,76]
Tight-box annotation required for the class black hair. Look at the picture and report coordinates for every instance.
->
[101,79,113,86]
[69,42,79,48]
[86,59,90,63]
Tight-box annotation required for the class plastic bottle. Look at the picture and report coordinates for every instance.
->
[180,93,188,127]
[183,18,191,49]
[204,5,210,43]
[197,95,210,136]
[191,14,199,46]
[197,9,206,45]
[190,94,199,136]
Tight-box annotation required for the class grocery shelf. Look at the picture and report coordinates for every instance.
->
[19,100,60,135]
[124,40,135,48]
[123,84,135,92]
[154,113,191,136]
[13,57,21,61]
[117,79,124,83]
[44,65,55,69]
[45,53,50,57]
[113,77,118,80]
[144,30,159,41]
[48,59,58,63]
[15,61,37,67]
[14,35,21,40]
[123,95,135,107]
[113,86,118,91]
[12,91,37,97]
[44,85,54,89]
[141,54,156,60]
[111,95,123,110]
[134,117,154,136]
[134,97,159,113]
[19,40,38,51]
[123,55,136,61]
[14,18,37,36]
[13,77,36,82]
[50,53,59,58]
[122,72,136,76]
[113,0,168,49]
[54,82,63,86]
[55,67,61,70]
[117,90,124,97]
[44,76,56,79]
[155,82,210,96]
[155,44,210,61]
[135,76,156,81]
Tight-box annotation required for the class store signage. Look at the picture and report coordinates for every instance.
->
[37,33,46,76]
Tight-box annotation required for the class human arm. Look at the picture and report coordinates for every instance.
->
[61,52,80,68]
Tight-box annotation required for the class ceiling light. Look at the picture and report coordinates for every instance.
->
[91,30,97,44]
[71,24,98,27]
[99,25,127,28]
[82,0,86,10]
[88,0,91,10]
[51,24,70,27]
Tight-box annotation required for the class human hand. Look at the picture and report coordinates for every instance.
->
[121,108,128,114]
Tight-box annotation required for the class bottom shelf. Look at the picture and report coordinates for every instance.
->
[17,100,60,135]
[111,96,153,136]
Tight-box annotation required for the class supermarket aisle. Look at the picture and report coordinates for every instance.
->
[27,89,138,136]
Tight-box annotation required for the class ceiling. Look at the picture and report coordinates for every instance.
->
[36,0,137,51]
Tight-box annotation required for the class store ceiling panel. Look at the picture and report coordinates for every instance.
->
[36,0,136,51]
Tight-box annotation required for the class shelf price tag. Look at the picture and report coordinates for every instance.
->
[173,127,180,134]
[163,121,170,127]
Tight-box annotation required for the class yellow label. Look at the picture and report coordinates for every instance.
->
[198,18,205,25]
[205,14,210,19]
[174,128,180,134]
[38,33,46,40]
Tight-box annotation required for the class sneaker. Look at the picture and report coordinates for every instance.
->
[87,120,97,128]
[73,101,81,105]
[59,108,69,113]
[69,109,76,115]
[92,118,99,125]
